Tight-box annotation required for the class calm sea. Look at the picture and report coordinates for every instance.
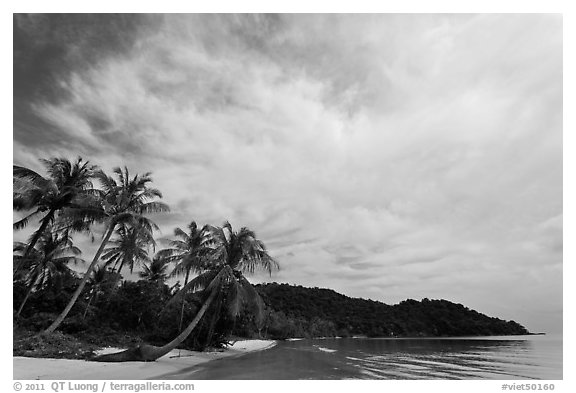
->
[168,335,562,380]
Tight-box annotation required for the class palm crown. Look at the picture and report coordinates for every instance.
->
[13,157,98,265]
[156,221,212,280]
[66,166,169,231]
[139,257,170,283]
[13,157,97,222]
[102,224,155,275]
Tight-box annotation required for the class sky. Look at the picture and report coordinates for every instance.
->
[12,14,563,334]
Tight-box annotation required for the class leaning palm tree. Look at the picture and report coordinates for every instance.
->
[102,223,155,276]
[13,230,84,317]
[139,257,169,283]
[13,157,97,274]
[94,221,279,362]
[42,166,169,335]
[156,221,210,329]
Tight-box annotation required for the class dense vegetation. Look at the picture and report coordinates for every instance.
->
[256,283,529,339]
[13,274,236,355]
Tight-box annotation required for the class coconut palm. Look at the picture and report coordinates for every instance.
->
[94,221,278,362]
[157,222,211,286]
[155,221,210,329]
[82,266,121,320]
[102,224,155,276]
[43,166,169,334]
[139,257,169,283]
[13,230,84,317]
[13,157,98,274]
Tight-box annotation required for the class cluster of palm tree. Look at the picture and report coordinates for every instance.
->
[13,157,279,361]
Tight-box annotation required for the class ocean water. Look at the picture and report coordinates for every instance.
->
[170,335,562,380]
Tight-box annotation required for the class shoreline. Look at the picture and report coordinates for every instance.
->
[13,340,276,380]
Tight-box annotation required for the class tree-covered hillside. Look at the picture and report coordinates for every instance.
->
[255,283,529,339]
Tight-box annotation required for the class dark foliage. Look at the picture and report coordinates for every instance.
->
[13,275,231,351]
[255,283,529,338]
[13,274,81,321]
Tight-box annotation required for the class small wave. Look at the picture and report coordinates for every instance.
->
[286,338,305,341]
[316,346,338,353]
[359,369,383,379]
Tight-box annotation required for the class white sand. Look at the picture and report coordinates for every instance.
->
[13,340,276,380]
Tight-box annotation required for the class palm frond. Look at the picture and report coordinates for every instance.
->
[13,209,42,230]
[155,248,181,260]
[226,276,246,319]
[51,256,85,266]
[238,251,280,276]
[101,248,122,260]
[168,261,190,278]
[94,170,118,194]
[164,270,218,309]
[238,274,265,325]
[13,187,45,211]
[173,227,190,241]
[138,201,170,215]
[168,239,191,250]
[13,165,49,187]
[134,188,163,203]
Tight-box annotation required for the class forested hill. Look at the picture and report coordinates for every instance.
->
[254,283,530,339]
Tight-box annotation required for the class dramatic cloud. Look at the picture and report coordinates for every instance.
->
[13,14,562,333]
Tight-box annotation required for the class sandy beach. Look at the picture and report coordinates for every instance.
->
[13,340,276,380]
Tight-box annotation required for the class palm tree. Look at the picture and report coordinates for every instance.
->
[82,266,121,320]
[13,157,97,275]
[139,257,169,283]
[102,224,155,276]
[13,230,84,317]
[43,166,169,334]
[156,221,210,329]
[94,221,279,362]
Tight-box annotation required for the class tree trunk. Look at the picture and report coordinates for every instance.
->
[15,268,41,317]
[42,224,115,335]
[93,288,218,362]
[82,291,95,320]
[178,268,191,331]
[116,260,125,276]
[23,212,54,258]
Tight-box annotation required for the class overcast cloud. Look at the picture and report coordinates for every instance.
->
[13,14,562,333]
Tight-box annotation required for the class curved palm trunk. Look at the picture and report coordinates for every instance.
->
[24,212,54,257]
[42,224,115,335]
[15,268,41,317]
[93,288,218,362]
